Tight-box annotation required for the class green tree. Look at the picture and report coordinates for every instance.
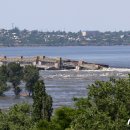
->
[0,65,8,83]
[32,80,53,122]
[31,120,61,130]
[0,81,8,95]
[7,62,23,95]
[0,65,8,95]
[70,77,130,130]
[44,94,53,121]
[52,107,75,130]
[7,103,32,130]
[23,65,39,96]
[0,103,32,130]
[0,111,9,130]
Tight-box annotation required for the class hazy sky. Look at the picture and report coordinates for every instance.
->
[0,0,130,32]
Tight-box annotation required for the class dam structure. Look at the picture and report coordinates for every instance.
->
[0,56,108,70]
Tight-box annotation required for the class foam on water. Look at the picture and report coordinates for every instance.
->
[102,67,130,72]
[0,68,130,109]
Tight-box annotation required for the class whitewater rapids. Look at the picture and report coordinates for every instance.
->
[0,67,130,109]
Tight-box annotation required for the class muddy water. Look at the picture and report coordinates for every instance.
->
[0,68,130,109]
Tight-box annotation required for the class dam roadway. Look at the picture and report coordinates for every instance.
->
[0,56,108,70]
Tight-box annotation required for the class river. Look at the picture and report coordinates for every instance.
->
[0,46,130,68]
[0,46,130,109]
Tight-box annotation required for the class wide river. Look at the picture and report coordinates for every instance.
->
[0,46,130,109]
[0,46,130,68]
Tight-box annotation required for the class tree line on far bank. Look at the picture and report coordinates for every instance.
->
[0,63,130,130]
[1,28,130,47]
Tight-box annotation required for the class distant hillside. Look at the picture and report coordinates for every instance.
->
[0,28,130,46]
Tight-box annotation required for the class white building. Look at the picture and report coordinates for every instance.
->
[82,31,87,37]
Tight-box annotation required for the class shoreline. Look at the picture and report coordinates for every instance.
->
[0,45,130,48]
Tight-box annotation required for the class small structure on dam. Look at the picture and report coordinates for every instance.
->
[0,56,108,70]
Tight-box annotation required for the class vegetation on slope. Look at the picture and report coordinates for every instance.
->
[0,28,130,46]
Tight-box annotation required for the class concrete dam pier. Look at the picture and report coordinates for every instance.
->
[0,56,108,70]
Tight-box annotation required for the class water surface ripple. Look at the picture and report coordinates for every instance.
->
[0,68,130,109]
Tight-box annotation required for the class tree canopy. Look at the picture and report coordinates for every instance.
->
[70,77,130,130]
[32,80,53,122]
[0,65,8,95]
[23,65,39,96]
[7,62,23,95]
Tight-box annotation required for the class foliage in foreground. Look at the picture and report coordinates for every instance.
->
[32,80,53,122]
[0,103,32,130]
[0,71,130,129]
[71,76,130,130]
[0,79,53,130]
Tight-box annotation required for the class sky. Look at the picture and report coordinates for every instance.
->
[0,0,130,32]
